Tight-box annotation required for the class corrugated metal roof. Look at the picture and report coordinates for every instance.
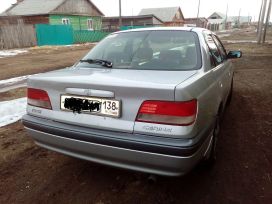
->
[138,7,180,22]
[1,0,65,16]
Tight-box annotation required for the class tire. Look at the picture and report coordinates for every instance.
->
[226,78,233,106]
[202,107,222,166]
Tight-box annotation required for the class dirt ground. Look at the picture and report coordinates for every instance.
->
[219,27,272,42]
[0,87,26,101]
[0,30,272,204]
[0,44,94,80]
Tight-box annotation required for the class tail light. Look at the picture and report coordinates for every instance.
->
[27,88,52,110]
[136,100,197,126]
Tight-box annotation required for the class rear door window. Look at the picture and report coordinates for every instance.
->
[212,35,227,60]
[204,34,223,67]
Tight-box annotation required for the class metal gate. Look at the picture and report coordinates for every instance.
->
[36,24,73,46]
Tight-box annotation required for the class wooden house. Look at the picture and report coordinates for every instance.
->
[0,0,104,30]
[102,15,163,32]
[138,7,185,26]
[185,17,209,28]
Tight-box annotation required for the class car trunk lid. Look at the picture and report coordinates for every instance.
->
[27,67,197,133]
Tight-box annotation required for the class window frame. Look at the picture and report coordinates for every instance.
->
[87,19,94,30]
[203,32,224,68]
[62,18,70,25]
[212,34,227,61]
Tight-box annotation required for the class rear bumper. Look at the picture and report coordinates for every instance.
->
[22,114,213,176]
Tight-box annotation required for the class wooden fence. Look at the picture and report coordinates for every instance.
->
[0,23,36,49]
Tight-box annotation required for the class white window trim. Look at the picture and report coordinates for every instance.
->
[62,18,70,25]
[87,19,94,30]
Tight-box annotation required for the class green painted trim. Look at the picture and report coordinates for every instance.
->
[49,14,102,30]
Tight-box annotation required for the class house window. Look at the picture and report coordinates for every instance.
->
[62,18,70,25]
[87,19,93,30]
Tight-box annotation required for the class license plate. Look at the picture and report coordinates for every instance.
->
[60,95,121,117]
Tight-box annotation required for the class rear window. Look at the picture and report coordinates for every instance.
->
[79,30,202,71]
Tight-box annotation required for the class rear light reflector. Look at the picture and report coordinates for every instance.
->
[136,100,197,126]
[27,88,52,110]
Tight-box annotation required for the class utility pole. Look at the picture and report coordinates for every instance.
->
[119,0,122,29]
[196,0,201,27]
[257,0,264,36]
[225,3,229,30]
[238,8,241,28]
[262,0,272,43]
[257,0,268,44]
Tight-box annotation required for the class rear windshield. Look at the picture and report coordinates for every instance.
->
[79,30,202,71]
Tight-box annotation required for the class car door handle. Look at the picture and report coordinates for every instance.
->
[65,88,114,98]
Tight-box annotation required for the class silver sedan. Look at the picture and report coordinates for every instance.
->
[23,27,242,176]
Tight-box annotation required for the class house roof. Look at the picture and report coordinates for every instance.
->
[103,15,164,23]
[185,17,208,22]
[138,7,183,22]
[208,12,226,19]
[1,0,65,16]
[0,0,104,16]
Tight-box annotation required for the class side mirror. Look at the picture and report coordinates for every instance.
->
[227,51,242,59]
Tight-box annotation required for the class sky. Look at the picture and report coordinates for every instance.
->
[0,0,266,22]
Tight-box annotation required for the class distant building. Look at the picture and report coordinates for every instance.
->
[207,11,252,31]
[207,12,228,31]
[0,0,104,30]
[138,7,185,26]
[228,16,252,28]
[185,17,208,28]
[102,15,163,32]
[208,12,226,20]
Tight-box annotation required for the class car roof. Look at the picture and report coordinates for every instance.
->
[114,27,212,35]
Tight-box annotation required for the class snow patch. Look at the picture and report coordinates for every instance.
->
[0,49,28,58]
[224,40,258,43]
[0,98,27,127]
[0,75,29,93]
[218,34,231,38]
[216,28,240,33]
[0,75,29,87]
